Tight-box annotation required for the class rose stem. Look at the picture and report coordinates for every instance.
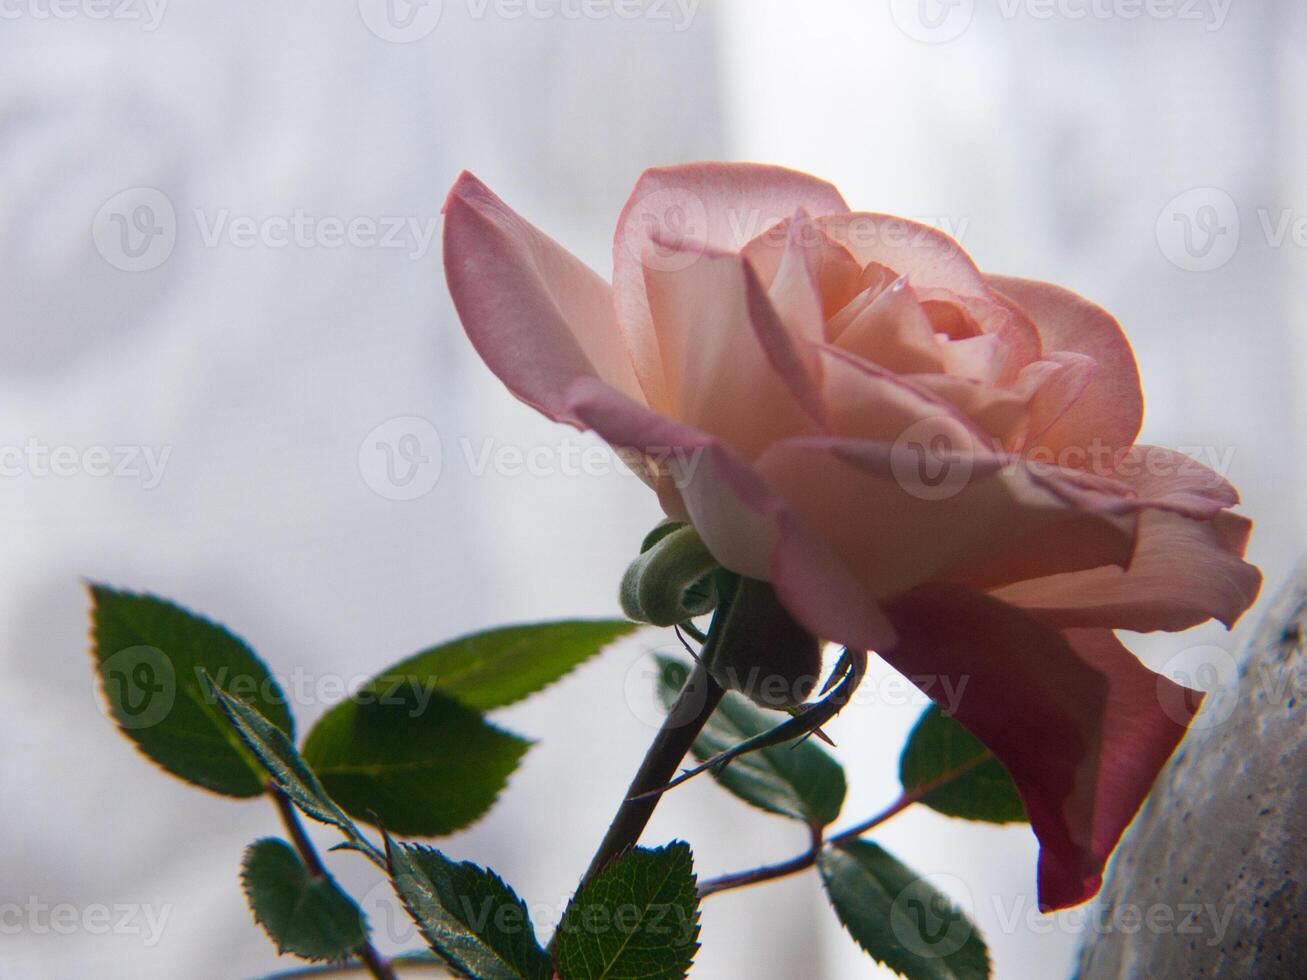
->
[269,784,398,980]
[696,752,992,898]
[574,658,725,892]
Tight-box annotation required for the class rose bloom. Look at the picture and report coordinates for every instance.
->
[442,163,1261,910]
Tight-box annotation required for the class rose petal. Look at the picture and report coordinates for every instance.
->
[832,276,945,375]
[1021,351,1097,449]
[1106,445,1238,519]
[754,437,1136,601]
[758,209,833,345]
[882,586,1200,910]
[824,262,900,339]
[817,345,989,447]
[564,377,897,650]
[614,163,849,409]
[442,172,641,422]
[742,212,865,323]
[814,216,1043,372]
[987,275,1143,455]
[990,509,1261,631]
[642,242,825,457]
[815,212,988,296]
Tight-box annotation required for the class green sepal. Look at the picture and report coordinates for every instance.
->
[620,524,721,626]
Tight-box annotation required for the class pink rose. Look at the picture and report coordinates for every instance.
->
[442,163,1261,910]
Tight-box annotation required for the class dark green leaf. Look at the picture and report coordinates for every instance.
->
[899,705,1026,823]
[301,686,530,837]
[657,656,845,825]
[365,620,637,713]
[88,585,293,798]
[203,678,378,861]
[554,842,700,980]
[387,841,550,980]
[241,838,367,961]
[819,841,989,980]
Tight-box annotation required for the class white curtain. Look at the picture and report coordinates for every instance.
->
[0,1,1300,977]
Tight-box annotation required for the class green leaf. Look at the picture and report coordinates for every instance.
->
[899,705,1026,823]
[88,585,294,798]
[294,620,631,837]
[554,842,700,980]
[203,677,378,860]
[387,841,550,980]
[819,841,989,980]
[301,686,530,837]
[241,838,367,961]
[363,620,637,713]
[657,656,846,825]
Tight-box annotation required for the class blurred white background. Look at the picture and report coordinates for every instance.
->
[1,1,1303,977]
